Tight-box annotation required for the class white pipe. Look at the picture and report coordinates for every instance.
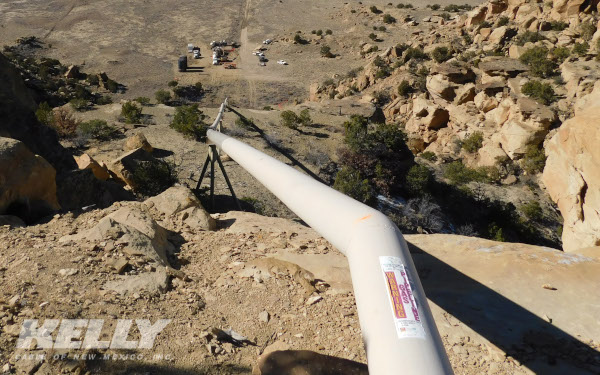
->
[207,103,453,375]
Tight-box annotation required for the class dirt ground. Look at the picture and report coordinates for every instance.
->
[0,0,485,107]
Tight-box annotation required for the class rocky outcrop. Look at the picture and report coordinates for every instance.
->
[144,186,216,231]
[124,132,154,153]
[543,86,600,252]
[74,153,110,180]
[0,138,59,221]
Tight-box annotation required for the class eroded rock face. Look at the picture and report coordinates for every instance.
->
[0,137,59,221]
[543,87,600,252]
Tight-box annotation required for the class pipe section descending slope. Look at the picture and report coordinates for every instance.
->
[207,100,453,375]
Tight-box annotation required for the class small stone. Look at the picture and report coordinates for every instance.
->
[542,284,557,291]
[258,311,270,323]
[58,268,78,277]
[305,295,323,305]
[543,314,552,323]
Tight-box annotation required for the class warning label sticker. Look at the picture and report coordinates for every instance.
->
[380,256,425,339]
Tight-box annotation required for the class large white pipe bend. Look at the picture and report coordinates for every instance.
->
[206,111,453,374]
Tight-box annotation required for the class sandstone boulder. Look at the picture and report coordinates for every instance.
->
[124,133,153,153]
[74,153,110,180]
[478,57,528,78]
[144,186,216,231]
[0,138,60,221]
[108,148,155,188]
[543,87,600,252]
[551,0,586,19]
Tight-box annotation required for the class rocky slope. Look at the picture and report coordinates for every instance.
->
[0,191,599,374]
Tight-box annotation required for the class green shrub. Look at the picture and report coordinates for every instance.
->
[521,145,546,174]
[69,98,88,111]
[235,117,254,129]
[369,33,378,41]
[370,5,381,13]
[487,223,506,242]
[105,79,118,93]
[420,151,437,162]
[572,42,589,56]
[320,45,333,58]
[431,46,452,63]
[132,159,178,197]
[406,164,432,196]
[515,31,545,46]
[403,47,427,62]
[35,102,54,126]
[280,110,301,130]
[168,80,178,87]
[78,119,117,140]
[170,104,208,140]
[497,16,509,27]
[519,47,556,78]
[316,29,323,36]
[325,29,333,35]
[293,34,304,43]
[311,30,316,34]
[552,47,570,62]
[379,26,387,31]
[398,80,413,97]
[404,3,413,8]
[86,75,100,86]
[263,106,273,111]
[440,12,452,21]
[521,201,543,220]
[462,131,484,153]
[580,21,597,41]
[430,4,440,10]
[155,89,171,104]
[522,80,555,105]
[240,197,265,215]
[549,21,568,31]
[135,97,151,106]
[333,166,374,204]
[97,95,113,105]
[299,109,312,126]
[443,160,486,185]
[121,101,142,124]
[383,14,396,23]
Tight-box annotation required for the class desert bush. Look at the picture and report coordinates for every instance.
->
[443,4,471,12]
[135,97,151,106]
[131,159,178,197]
[443,160,486,185]
[383,14,396,23]
[320,45,333,58]
[240,197,265,215]
[420,151,437,161]
[105,79,118,93]
[97,95,113,105]
[397,3,406,8]
[305,149,330,169]
[549,21,568,31]
[404,3,413,8]
[405,164,432,196]
[373,90,391,104]
[78,119,117,140]
[430,4,441,10]
[552,47,570,62]
[69,98,88,111]
[121,101,142,124]
[402,197,445,232]
[86,75,99,86]
[397,80,413,97]
[515,31,545,46]
[235,117,254,129]
[462,131,484,153]
[521,201,543,220]
[522,80,555,105]
[378,26,387,31]
[170,104,208,140]
[487,223,506,242]
[293,34,304,44]
[374,68,390,79]
[572,42,589,56]
[431,46,452,63]
[168,80,178,87]
[580,21,596,41]
[155,89,171,104]
[316,30,323,36]
[322,78,335,86]
[462,34,473,45]
[440,12,452,21]
[403,47,427,62]
[333,166,374,204]
[299,109,312,126]
[521,145,546,174]
[263,106,273,111]
[519,47,556,77]
[369,33,378,41]
[51,108,80,138]
[497,16,509,27]
[370,5,381,13]
[325,29,333,35]
[280,110,301,130]
[35,102,54,126]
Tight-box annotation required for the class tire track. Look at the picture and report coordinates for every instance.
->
[44,0,79,39]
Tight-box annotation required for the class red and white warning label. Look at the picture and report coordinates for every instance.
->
[380,256,425,339]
